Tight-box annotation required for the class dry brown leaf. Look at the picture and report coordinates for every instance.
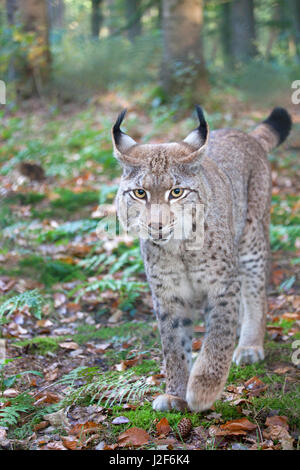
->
[33,421,49,431]
[192,338,202,351]
[273,366,293,374]
[61,436,79,450]
[34,392,61,405]
[265,415,289,430]
[42,441,67,450]
[70,421,102,436]
[36,319,53,328]
[156,417,171,436]
[43,408,69,428]
[193,325,205,333]
[282,312,300,321]
[58,341,79,350]
[263,425,294,450]
[117,427,150,447]
[115,357,139,371]
[244,376,268,397]
[210,418,257,436]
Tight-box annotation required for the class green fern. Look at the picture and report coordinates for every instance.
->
[0,392,35,427]
[59,367,161,408]
[0,289,44,324]
[71,276,148,310]
[270,224,300,251]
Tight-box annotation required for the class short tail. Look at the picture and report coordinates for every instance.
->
[250,107,292,153]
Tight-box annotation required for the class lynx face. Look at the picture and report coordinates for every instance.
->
[116,160,204,244]
[112,108,208,245]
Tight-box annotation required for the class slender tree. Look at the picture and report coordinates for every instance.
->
[220,1,232,66]
[288,0,300,60]
[17,0,51,96]
[47,0,65,30]
[91,0,103,38]
[6,0,18,25]
[161,0,209,101]
[229,0,256,63]
[125,0,142,42]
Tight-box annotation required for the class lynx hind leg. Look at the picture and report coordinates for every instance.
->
[233,220,268,365]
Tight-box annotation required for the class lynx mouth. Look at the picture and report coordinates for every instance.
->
[149,229,174,244]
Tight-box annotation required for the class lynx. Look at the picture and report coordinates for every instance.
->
[111,106,292,412]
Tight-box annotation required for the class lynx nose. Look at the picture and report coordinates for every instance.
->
[148,222,163,233]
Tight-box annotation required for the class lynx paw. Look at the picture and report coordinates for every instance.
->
[186,386,216,412]
[152,394,188,412]
[233,345,264,365]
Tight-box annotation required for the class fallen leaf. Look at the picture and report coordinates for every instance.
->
[61,436,79,450]
[117,427,150,447]
[34,421,49,431]
[43,408,69,428]
[58,341,79,350]
[210,418,257,436]
[263,425,294,450]
[282,312,300,321]
[70,421,102,436]
[42,441,67,450]
[273,366,293,374]
[156,417,171,436]
[265,415,289,430]
[108,309,123,324]
[34,392,61,405]
[192,338,202,351]
[244,376,268,397]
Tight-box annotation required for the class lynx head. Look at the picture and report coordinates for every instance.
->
[111,106,209,245]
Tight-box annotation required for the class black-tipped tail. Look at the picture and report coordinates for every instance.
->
[263,107,292,146]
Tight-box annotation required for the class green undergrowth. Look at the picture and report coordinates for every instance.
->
[12,336,65,354]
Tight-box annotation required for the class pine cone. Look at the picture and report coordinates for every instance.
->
[176,418,192,439]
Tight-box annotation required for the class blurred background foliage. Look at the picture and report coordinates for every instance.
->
[0,0,299,106]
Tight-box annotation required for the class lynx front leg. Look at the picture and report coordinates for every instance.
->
[151,281,194,412]
[186,281,240,412]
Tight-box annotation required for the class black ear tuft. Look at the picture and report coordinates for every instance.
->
[113,109,127,145]
[263,107,292,146]
[195,105,208,142]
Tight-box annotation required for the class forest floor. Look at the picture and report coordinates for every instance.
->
[0,91,299,450]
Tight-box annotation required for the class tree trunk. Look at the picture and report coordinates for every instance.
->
[91,0,103,39]
[288,0,300,61]
[125,0,142,42]
[161,0,209,102]
[220,1,232,66]
[47,0,64,30]
[229,0,256,63]
[17,0,51,97]
[6,0,18,24]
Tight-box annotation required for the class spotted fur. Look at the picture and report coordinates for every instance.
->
[111,106,292,412]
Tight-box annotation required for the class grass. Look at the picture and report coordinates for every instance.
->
[0,97,299,449]
[12,336,65,354]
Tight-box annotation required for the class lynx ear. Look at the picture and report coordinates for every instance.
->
[111,109,138,163]
[180,105,209,162]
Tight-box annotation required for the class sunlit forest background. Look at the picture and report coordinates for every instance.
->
[0,0,299,451]
[0,0,300,104]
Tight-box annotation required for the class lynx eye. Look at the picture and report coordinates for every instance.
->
[170,188,184,199]
[133,189,147,199]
